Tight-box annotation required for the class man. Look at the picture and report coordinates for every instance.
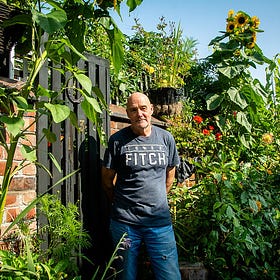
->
[102,92,181,280]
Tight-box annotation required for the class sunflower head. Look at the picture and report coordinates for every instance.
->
[226,21,235,33]
[235,12,248,27]
[227,9,235,19]
[251,16,260,28]
[246,41,255,49]
[246,32,257,48]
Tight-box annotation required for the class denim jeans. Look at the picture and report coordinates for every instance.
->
[110,219,181,280]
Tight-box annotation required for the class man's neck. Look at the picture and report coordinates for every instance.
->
[131,124,152,137]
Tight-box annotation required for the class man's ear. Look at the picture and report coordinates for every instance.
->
[151,104,154,114]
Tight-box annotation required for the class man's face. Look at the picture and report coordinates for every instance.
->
[126,93,153,131]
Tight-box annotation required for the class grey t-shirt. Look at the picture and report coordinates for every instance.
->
[103,125,180,227]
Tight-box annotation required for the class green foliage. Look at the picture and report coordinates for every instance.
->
[38,194,91,275]
[0,194,90,279]
[107,17,197,104]
[128,17,197,89]
[168,10,280,279]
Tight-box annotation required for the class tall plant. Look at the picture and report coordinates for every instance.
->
[0,0,143,226]
[168,10,280,279]
[205,10,274,149]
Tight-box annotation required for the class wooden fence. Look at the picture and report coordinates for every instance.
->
[37,53,112,275]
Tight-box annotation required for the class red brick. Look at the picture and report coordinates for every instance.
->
[111,121,118,129]
[0,146,7,159]
[5,194,17,206]
[5,208,20,223]
[26,208,36,220]
[24,177,36,190]
[23,191,36,204]
[23,116,36,132]
[22,163,36,176]
[0,160,6,175]
[10,177,36,191]
[14,146,24,161]
[20,134,36,146]
[9,177,25,191]
[24,111,36,118]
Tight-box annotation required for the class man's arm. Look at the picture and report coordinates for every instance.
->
[166,166,176,193]
[101,166,117,203]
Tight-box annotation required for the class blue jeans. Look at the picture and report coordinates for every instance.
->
[110,219,181,280]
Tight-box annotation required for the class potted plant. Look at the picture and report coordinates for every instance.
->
[128,17,197,116]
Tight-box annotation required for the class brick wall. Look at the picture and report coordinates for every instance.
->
[0,77,36,238]
[0,111,37,236]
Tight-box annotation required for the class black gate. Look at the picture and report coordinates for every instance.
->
[37,53,112,275]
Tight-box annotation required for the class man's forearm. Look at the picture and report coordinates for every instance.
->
[166,166,176,193]
[101,166,116,203]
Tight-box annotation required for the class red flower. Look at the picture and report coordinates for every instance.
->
[209,125,215,130]
[203,129,210,135]
[193,115,203,124]
[233,111,237,117]
[215,132,222,141]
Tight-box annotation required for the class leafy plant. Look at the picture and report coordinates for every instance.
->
[201,10,274,149]
[168,10,280,279]
[0,193,90,279]
[123,17,197,91]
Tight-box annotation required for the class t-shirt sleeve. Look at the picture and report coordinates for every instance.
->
[103,138,116,169]
[168,133,180,167]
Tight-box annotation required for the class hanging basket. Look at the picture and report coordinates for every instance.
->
[147,87,183,117]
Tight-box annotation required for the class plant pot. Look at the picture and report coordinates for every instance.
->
[147,87,183,117]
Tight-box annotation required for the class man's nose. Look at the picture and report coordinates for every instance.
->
[136,108,143,116]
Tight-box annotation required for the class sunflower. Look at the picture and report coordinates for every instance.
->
[246,41,255,49]
[227,9,235,19]
[246,32,257,49]
[235,12,248,27]
[251,16,260,28]
[226,21,235,33]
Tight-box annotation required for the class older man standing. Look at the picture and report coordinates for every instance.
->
[102,92,181,280]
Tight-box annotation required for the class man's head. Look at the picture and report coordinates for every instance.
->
[126,92,153,136]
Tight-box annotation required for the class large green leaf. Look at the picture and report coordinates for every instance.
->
[81,99,97,124]
[106,26,124,73]
[74,73,92,95]
[206,93,224,110]
[42,128,57,143]
[36,85,59,99]
[83,94,102,114]
[251,82,268,105]
[44,103,70,123]
[92,86,108,110]
[21,145,37,162]
[236,112,251,133]
[14,96,29,110]
[227,87,248,109]
[226,205,234,219]
[126,0,143,12]
[33,10,67,35]
[0,116,24,137]
[218,62,245,79]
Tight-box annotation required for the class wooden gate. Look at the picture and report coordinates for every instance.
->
[37,53,112,275]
